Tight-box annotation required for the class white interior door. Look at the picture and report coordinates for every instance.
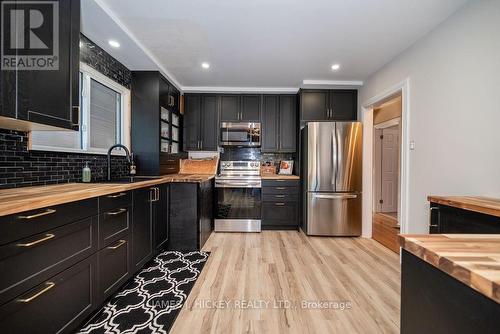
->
[380,127,399,212]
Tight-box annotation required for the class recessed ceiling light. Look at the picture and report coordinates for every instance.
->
[331,64,340,71]
[201,62,210,69]
[108,40,120,48]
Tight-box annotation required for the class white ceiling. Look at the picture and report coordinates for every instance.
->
[83,0,469,91]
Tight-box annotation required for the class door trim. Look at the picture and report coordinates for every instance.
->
[361,78,410,236]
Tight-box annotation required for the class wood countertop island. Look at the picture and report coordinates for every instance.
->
[398,234,500,333]
[428,195,500,218]
[399,234,500,303]
[0,174,215,217]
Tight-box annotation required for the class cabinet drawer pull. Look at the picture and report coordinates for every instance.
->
[107,192,127,198]
[107,208,127,216]
[275,187,286,190]
[275,195,286,198]
[107,239,126,250]
[18,208,56,219]
[17,282,55,303]
[17,233,55,247]
[275,202,286,206]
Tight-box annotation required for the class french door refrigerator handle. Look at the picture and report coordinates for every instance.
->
[335,123,340,189]
[331,125,337,189]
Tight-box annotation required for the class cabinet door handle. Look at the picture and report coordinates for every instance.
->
[107,192,127,198]
[107,208,127,216]
[275,202,286,206]
[429,207,439,228]
[156,187,160,201]
[17,282,55,303]
[18,208,56,219]
[17,233,55,247]
[107,239,126,250]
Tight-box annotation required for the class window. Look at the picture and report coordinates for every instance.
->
[31,63,130,154]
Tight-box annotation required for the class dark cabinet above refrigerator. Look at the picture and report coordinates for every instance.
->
[299,89,357,122]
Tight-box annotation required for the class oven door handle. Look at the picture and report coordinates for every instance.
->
[215,182,261,188]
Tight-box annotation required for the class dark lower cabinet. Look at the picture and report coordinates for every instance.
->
[132,187,155,270]
[429,203,500,234]
[401,250,500,334]
[98,236,131,302]
[262,179,300,230]
[0,217,98,306]
[154,184,169,251]
[0,253,98,334]
[168,180,213,251]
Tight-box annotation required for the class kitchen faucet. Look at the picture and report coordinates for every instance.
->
[107,144,134,181]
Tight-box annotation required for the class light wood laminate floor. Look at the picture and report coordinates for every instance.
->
[171,231,400,334]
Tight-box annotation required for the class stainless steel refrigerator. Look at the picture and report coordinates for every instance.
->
[302,122,362,236]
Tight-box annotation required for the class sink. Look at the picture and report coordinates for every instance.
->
[100,176,163,184]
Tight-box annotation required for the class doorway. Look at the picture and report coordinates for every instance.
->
[372,96,402,253]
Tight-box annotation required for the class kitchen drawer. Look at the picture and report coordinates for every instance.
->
[262,202,298,221]
[262,219,298,228]
[0,254,98,334]
[99,191,132,213]
[0,198,98,245]
[262,194,299,202]
[262,186,300,195]
[99,206,131,248]
[98,236,131,301]
[0,217,97,305]
[262,179,299,188]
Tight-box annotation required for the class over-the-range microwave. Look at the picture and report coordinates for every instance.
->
[220,122,261,147]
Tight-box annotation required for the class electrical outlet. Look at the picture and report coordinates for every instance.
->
[410,141,415,150]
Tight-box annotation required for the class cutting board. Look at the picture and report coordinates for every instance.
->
[179,157,218,175]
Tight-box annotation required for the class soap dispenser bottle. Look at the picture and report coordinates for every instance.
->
[82,162,91,183]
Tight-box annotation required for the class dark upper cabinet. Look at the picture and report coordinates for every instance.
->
[200,95,219,151]
[300,89,357,121]
[0,0,80,130]
[220,95,240,122]
[262,95,279,151]
[132,187,154,270]
[184,95,201,151]
[240,95,261,122]
[183,94,218,151]
[300,90,329,121]
[330,90,358,120]
[262,95,296,152]
[131,71,185,175]
[279,95,297,152]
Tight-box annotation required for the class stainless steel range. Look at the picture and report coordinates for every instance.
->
[215,161,261,232]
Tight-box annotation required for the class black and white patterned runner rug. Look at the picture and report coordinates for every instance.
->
[78,251,209,334]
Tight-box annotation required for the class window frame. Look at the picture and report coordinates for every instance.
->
[30,63,131,156]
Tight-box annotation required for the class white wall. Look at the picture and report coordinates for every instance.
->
[360,0,500,233]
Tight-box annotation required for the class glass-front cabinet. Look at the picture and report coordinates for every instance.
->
[159,79,181,154]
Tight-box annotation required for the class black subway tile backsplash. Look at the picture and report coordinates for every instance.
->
[79,34,131,89]
[0,129,130,189]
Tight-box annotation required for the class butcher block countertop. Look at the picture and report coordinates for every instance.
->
[428,195,500,218]
[0,174,215,217]
[398,234,500,303]
[261,175,300,180]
